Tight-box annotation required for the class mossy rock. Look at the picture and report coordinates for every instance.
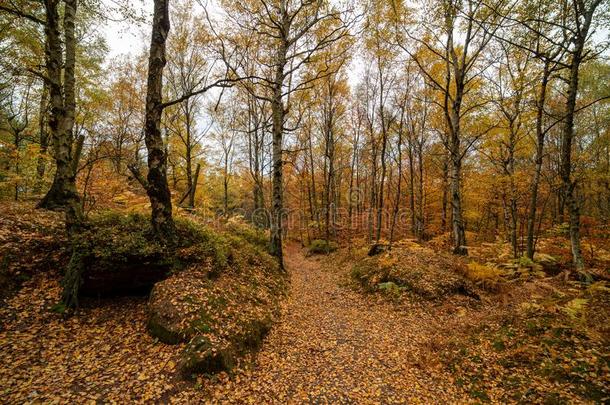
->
[368,243,388,256]
[534,253,561,276]
[234,316,273,351]
[309,239,338,254]
[147,271,213,344]
[353,246,478,300]
[147,314,186,344]
[182,336,234,374]
[181,315,273,374]
[70,211,229,298]
[147,229,286,375]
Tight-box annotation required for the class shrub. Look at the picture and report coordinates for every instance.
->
[465,262,505,291]
[309,239,338,254]
[224,216,269,250]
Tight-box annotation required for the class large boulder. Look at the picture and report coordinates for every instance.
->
[69,211,228,298]
[147,236,286,374]
[353,239,477,300]
[80,255,171,297]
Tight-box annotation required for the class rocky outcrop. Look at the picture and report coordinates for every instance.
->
[147,236,286,374]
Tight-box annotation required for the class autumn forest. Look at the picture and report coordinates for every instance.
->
[0,0,609,403]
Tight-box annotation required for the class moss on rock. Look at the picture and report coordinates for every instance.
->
[69,211,231,297]
[308,239,338,254]
[147,221,287,375]
[352,239,477,300]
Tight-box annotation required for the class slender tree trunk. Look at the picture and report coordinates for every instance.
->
[348,131,359,223]
[416,142,425,239]
[560,52,585,273]
[390,123,403,245]
[35,83,49,194]
[185,108,195,208]
[449,110,467,255]
[441,157,448,232]
[269,40,287,268]
[223,159,229,216]
[407,138,416,237]
[143,0,175,240]
[324,128,334,244]
[14,131,22,200]
[376,129,387,242]
[368,133,378,243]
[307,125,320,235]
[526,64,550,259]
[505,129,518,258]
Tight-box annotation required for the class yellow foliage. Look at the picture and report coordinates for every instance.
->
[465,262,504,290]
[562,298,588,320]
[378,253,398,269]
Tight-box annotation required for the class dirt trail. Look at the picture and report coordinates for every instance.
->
[208,244,465,403]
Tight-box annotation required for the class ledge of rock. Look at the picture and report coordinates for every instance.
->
[147,237,287,374]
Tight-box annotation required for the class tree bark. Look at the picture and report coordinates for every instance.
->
[144,0,175,240]
[449,104,467,255]
[269,38,287,267]
[35,83,49,194]
[560,52,585,272]
[526,63,550,259]
[38,0,82,222]
[559,0,601,276]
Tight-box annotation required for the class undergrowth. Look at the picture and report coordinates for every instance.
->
[309,239,339,254]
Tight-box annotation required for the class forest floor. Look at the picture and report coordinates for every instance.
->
[201,243,468,403]
[0,238,467,403]
[0,205,608,403]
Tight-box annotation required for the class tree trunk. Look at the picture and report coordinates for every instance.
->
[144,0,175,240]
[441,157,448,232]
[407,137,416,237]
[185,108,194,208]
[35,83,49,194]
[39,0,82,227]
[526,63,550,259]
[449,108,467,255]
[390,119,403,245]
[416,142,425,239]
[223,163,229,216]
[269,41,287,268]
[307,125,320,235]
[560,52,585,273]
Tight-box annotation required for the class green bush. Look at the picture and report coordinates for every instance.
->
[74,211,229,271]
[308,239,338,254]
[224,216,269,250]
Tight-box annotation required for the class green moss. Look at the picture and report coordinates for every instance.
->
[74,211,231,272]
[225,217,269,250]
[308,239,338,254]
[63,211,237,302]
[190,318,213,334]
[147,316,185,344]
[181,314,274,374]
[469,388,490,402]
[377,281,404,300]
[351,262,373,286]
[492,339,506,351]
[237,317,273,350]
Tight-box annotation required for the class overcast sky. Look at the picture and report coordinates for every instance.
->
[102,0,152,59]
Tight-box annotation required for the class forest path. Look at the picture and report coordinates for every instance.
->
[207,243,465,404]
